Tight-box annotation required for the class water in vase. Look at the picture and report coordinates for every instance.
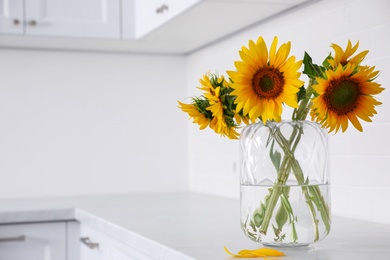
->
[240,183,331,247]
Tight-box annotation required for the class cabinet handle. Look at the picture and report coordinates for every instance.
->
[13,19,20,25]
[28,20,37,26]
[156,4,168,14]
[80,237,99,249]
[0,235,26,243]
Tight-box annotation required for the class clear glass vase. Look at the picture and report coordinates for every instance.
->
[239,120,331,247]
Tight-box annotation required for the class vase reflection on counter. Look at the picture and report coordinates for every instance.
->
[239,120,330,247]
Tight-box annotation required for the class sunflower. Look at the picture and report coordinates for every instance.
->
[227,36,304,124]
[328,40,369,68]
[198,73,225,126]
[209,117,240,139]
[178,101,210,130]
[201,74,240,139]
[311,63,383,133]
[178,73,240,139]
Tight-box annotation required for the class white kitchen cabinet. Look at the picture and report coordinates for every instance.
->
[0,0,121,39]
[0,222,67,260]
[79,224,154,260]
[123,0,201,39]
[0,0,314,53]
[0,0,24,34]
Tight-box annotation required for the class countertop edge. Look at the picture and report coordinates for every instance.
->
[0,206,195,260]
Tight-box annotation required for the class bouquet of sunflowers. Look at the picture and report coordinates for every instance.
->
[178,36,383,245]
[179,36,382,136]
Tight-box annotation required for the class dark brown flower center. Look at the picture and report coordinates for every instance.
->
[324,77,360,115]
[252,67,284,99]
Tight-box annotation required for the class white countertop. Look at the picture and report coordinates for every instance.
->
[0,192,389,259]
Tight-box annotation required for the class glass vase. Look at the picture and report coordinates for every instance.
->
[239,120,331,247]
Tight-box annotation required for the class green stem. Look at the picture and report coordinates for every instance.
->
[308,185,331,234]
[259,155,291,235]
[293,78,315,121]
[279,189,298,242]
[258,124,331,242]
[259,127,299,235]
[289,156,320,241]
[256,80,331,242]
[276,126,330,241]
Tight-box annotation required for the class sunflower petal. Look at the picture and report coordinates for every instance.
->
[347,113,363,132]
[224,246,285,258]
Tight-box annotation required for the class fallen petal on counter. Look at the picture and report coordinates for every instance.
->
[224,246,285,258]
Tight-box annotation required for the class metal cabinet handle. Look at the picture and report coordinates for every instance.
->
[28,20,37,26]
[156,4,168,14]
[80,237,99,249]
[0,235,26,243]
[13,19,20,25]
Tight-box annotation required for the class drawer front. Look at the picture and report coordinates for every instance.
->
[0,222,67,260]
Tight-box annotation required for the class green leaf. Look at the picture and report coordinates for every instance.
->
[303,52,324,79]
[322,53,332,70]
[269,140,281,171]
[297,86,307,102]
[253,208,264,227]
[275,202,288,230]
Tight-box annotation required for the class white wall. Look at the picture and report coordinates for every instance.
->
[1,0,388,225]
[0,49,188,199]
[185,0,390,224]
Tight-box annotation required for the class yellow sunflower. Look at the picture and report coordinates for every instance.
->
[179,73,240,140]
[178,101,209,130]
[198,73,225,126]
[209,117,240,139]
[197,74,230,137]
[311,63,383,133]
[234,112,249,125]
[329,40,369,68]
[227,36,304,124]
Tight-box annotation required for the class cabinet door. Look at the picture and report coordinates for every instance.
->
[79,224,107,260]
[130,0,200,39]
[0,222,67,260]
[80,224,155,260]
[0,0,24,34]
[24,0,121,39]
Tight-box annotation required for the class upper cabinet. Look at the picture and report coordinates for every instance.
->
[136,0,199,39]
[0,0,314,54]
[0,0,120,38]
[124,0,201,39]
[0,0,23,34]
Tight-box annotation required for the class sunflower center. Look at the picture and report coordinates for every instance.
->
[325,77,360,115]
[252,67,284,99]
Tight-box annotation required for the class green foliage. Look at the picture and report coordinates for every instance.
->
[210,74,239,128]
[297,86,307,102]
[269,140,282,172]
[322,53,332,70]
[303,52,325,79]
[192,97,213,119]
[275,195,288,230]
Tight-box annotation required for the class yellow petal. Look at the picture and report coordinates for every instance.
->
[269,36,279,65]
[225,246,285,258]
[254,247,286,256]
[239,250,268,257]
[347,113,363,132]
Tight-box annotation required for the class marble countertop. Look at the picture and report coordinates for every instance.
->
[0,192,390,259]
